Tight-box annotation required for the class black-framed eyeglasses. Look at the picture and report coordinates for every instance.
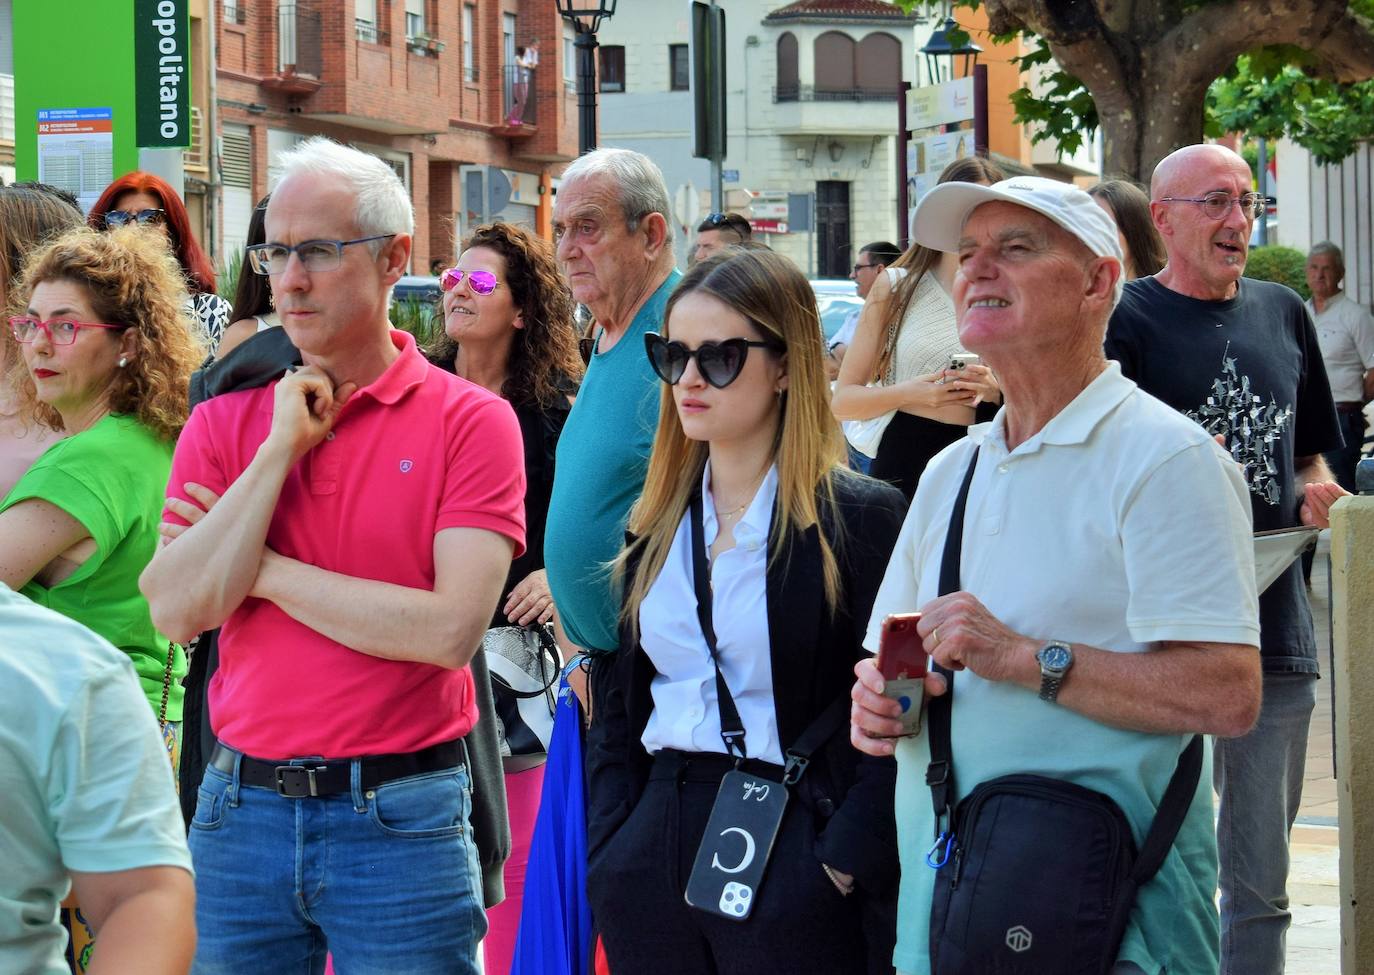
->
[104,208,166,229]
[1156,191,1271,221]
[246,234,396,275]
[644,331,782,389]
[852,262,881,273]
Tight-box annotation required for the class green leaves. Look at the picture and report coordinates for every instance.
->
[1208,54,1374,164]
[893,0,1374,170]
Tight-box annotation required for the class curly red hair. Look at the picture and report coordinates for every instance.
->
[88,171,216,294]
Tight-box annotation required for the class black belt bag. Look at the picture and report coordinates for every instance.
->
[925,450,1202,975]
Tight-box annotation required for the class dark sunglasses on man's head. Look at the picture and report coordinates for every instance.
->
[703,212,751,233]
[104,208,166,229]
[440,267,501,295]
[644,331,781,389]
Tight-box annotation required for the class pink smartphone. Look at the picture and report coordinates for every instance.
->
[876,613,928,736]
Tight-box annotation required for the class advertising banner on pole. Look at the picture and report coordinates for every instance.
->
[134,0,191,148]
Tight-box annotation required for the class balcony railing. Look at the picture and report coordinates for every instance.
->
[774,83,902,103]
[501,63,537,130]
[223,0,247,25]
[183,106,206,170]
[277,1,322,77]
[355,18,390,45]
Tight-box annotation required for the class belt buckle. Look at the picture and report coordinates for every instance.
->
[275,765,323,798]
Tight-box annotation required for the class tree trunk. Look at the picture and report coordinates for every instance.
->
[1097,65,1210,182]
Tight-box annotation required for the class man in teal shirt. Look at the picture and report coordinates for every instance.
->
[545,148,680,665]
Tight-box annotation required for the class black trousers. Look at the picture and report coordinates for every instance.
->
[587,750,883,975]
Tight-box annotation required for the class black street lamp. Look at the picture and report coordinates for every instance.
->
[556,0,619,155]
[920,17,981,85]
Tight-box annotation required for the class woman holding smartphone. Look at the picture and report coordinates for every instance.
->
[584,249,907,974]
[830,157,1005,501]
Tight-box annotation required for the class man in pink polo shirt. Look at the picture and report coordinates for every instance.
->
[140,137,524,975]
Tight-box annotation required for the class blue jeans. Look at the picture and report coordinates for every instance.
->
[1214,671,1318,975]
[189,755,487,975]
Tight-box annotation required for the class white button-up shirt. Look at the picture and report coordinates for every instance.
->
[1307,292,1374,404]
[638,463,784,765]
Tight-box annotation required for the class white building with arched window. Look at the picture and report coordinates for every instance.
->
[592,0,925,278]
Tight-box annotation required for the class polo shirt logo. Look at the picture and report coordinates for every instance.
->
[400,460,414,473]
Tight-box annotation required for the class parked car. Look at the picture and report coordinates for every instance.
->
[393,274,442,306]
[810,279,862,343]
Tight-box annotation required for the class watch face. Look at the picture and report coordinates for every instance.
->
[1039,644,1072,670]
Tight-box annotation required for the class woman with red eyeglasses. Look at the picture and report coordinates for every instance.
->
[428,222,583,975]
[0,225,203,973]
[89,171,232,356]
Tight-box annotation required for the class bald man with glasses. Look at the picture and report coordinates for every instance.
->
[1105,143,1346,975]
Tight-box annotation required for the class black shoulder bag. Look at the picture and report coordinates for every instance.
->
[926,448,1203,974]
[680,490,851,923]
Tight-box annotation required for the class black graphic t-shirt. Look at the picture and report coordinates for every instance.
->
[1106,276,1342,673]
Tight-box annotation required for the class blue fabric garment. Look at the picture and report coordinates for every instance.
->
[188,761,485,974]
[545,271,680,653]
[512,680,594,975]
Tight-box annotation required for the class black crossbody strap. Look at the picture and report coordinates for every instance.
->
[925,448,980,838]
[690,491,748,759]
[1132,733,1203,883]
[781,696,849,786]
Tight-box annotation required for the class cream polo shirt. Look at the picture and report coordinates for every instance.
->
[866,361,1259,975]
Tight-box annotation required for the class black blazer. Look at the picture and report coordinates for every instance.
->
[585,470,908,892]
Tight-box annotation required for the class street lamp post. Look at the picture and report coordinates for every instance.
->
[556,0,618,155]
[919,16,981,85]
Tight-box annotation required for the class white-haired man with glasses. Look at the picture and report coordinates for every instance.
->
[141,136,526,974]
[1105,142,1346,975]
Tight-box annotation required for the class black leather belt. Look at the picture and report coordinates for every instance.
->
[649,748,786,784]
[209,739,465,798]
[1334,402,1365,415]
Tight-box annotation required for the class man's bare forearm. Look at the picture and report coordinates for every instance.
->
[253,547,508,669]
[999,635,1261,738]
[141,441,295,642]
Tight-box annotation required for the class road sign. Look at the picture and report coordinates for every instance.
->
[906,77,974,130]
[723,168,739,183]
[750,190,789,221]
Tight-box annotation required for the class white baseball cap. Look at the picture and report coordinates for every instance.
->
[911,175,1125,268]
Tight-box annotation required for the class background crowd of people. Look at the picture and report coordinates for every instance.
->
[0,134,1363,975]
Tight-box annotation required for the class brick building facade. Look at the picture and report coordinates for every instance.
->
[213,0,579,271]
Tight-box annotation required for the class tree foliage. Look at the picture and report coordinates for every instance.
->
[898,0,1374,178]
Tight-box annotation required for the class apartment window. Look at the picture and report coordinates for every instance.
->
[463,4,477,81]
[223,0,245,25]
[599,45,625,93]
[404,0,424,38]
[669,44,688,91]
[563,26,575,88]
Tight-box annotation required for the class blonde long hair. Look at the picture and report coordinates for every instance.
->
[619,249,851,634]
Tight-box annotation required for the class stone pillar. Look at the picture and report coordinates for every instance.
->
[1329,491,1374,974]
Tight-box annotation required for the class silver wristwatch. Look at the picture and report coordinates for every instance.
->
[1035,641,1074,703]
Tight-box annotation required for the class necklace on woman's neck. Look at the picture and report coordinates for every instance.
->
[712,465,769,524]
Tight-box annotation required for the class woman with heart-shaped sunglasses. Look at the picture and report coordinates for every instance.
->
[587,248,908,973]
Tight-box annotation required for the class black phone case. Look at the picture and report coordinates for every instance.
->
[684,769,788,922]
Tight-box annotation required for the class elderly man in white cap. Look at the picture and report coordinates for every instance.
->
[850,176,1261,975]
